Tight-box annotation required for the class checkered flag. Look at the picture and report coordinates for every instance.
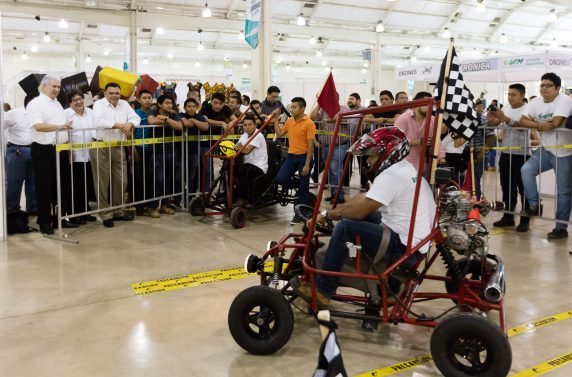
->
[434,47,478,141]
[313,319,348,377]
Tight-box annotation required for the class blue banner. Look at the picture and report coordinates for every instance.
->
[245,0,261,49]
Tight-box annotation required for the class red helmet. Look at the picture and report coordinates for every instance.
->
[348,127,410,178]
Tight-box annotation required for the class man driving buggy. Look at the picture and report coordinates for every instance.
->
[295,127,436,308]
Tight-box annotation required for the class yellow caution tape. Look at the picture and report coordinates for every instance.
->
[512,351,572,377]
[131,262,278,295]
[355,309,572,377]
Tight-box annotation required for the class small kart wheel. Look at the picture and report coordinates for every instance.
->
[266,240,278,251]
[445,257,495,303]
[431,313,512,377]
[228,286,294,355]
[189,196,205,216]
[230,207,247,229]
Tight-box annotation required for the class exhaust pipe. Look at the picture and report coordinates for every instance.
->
[484,255,505,303]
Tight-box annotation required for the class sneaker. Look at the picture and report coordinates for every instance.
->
[102,219,114,228]
[294,282,331,309]
[521,204,543,217]
[145,207,161,218]
[547,229,568,240]
[493,216,515,227]
[324,196,334,202]
[289,215,303,225]
[160,205,176,215]
[515,221,529,232]
[113,213,135,221]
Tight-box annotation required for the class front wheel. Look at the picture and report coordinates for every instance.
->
[189,196,205,216]
[431,313,512,377]
[230,207,247,229]
[228,286,294,355]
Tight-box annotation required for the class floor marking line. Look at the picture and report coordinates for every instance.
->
[354,310,572,377]
[512,350,572,377]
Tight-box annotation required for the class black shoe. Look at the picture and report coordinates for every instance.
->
[547,229,568,240]
[515,221,529,232]
[493,216,515,227]
[521,204,543,217]
[39,224,54,235]
[324,196,333,202]
[113,213,134,221]
[70,218,87,225]
[103,219,114,228]
[82,215,97,222]
[61,220,80,228]
[289,215,303,225]
[332,198,345,204]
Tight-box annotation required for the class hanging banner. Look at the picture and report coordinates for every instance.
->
[245,0,261,49]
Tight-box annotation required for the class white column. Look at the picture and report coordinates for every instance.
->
[250,0,271,100]
[74,40,84,71]
[0,13,6,240]
[129,11,138,72]
[371,33,382,100]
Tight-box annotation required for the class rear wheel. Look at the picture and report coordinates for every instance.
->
[431,313,511,377]
[228,286,294,355]
[230,207,247,229]
[189,196,205,216]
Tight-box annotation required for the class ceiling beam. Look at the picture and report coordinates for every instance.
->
[487,0,542,41]
[535,10,572,45]
[225,0,241,19]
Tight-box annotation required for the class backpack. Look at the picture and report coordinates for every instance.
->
[7,211,33,235]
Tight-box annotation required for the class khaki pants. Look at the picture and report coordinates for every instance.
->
[89,146,127,220]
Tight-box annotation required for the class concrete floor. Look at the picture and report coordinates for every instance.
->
[0,171,571,377]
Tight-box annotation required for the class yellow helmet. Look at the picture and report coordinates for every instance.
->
[218,140,236,157]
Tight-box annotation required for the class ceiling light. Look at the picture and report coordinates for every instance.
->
[275,58,282,64]
[361,68,367,74]
[423,46,432,53]
[202,3,212,17]
[500,33,508,43]
[224,56,230,62]
[197,42,204,51]
[155,6,164,10]
[325,67,331,73]
[296,13,306,26]
[550,38,557,48]
[286,64,291,71]
[43,32,51,43]
[375,21,384,33]
[238,31,245,40]
[547,9,558,23]
[85,1,97,6]
[143,57,149,64]
[156,27,165,35]
[59,19,68,29]
[321,60,327,66]
[309,36,317,45]
[242,63,248,69]
[411,56,417,63]
[316,50,323,57]
[442,28,451,39]
[167,53,174,59]
[363,61,369,68]
[195,60,200,67]
[103,50,110,56]
[476,0,486,13]
[21,52,29,61]
[30,45,38,53]
[85,55,92,63]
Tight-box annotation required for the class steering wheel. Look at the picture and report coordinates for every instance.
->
[294,204,335,234]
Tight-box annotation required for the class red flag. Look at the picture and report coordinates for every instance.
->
[317,72,340,118]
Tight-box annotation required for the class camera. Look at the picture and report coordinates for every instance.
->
[488,104,497,112]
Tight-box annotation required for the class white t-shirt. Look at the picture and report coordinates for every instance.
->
[4,107,32,145]
[366,159,436,253]
[525,94,572,157]
[238,132,268,173]
[65,107,93,163]
[27,93,68,144]
[441,133,466,154]
[500,104,530,156]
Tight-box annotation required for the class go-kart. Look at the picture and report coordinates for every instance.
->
[227,98,512,377]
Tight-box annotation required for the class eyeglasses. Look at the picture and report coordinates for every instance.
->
[540,84,555,89]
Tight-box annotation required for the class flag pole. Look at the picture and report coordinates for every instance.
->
[469,147,476,196]
[429,39,455,185]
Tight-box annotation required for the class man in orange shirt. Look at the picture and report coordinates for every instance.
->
[273,97,316,224]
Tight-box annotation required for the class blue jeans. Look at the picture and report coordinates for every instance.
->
[275,153,311,206]
[521,148,572,230]
[321,143,349,200]
[474,157,484,200]
[317,212,410,298]
[187,145,213,194]
[6,144,36,213]
[155,150,176,197]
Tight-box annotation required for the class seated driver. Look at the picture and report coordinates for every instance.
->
[295,127,436,308]
[234,114,268,205]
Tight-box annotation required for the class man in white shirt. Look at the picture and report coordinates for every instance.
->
[488,83,539,232]
[520,73,572,240]
[65,90,97,225]
[4,94,37,214]
[91,82,141,228]
[295,128,436,309]
[234,114,268,206]
[27,75,78,235]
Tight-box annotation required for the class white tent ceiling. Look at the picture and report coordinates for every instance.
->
[1,0,571,71]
